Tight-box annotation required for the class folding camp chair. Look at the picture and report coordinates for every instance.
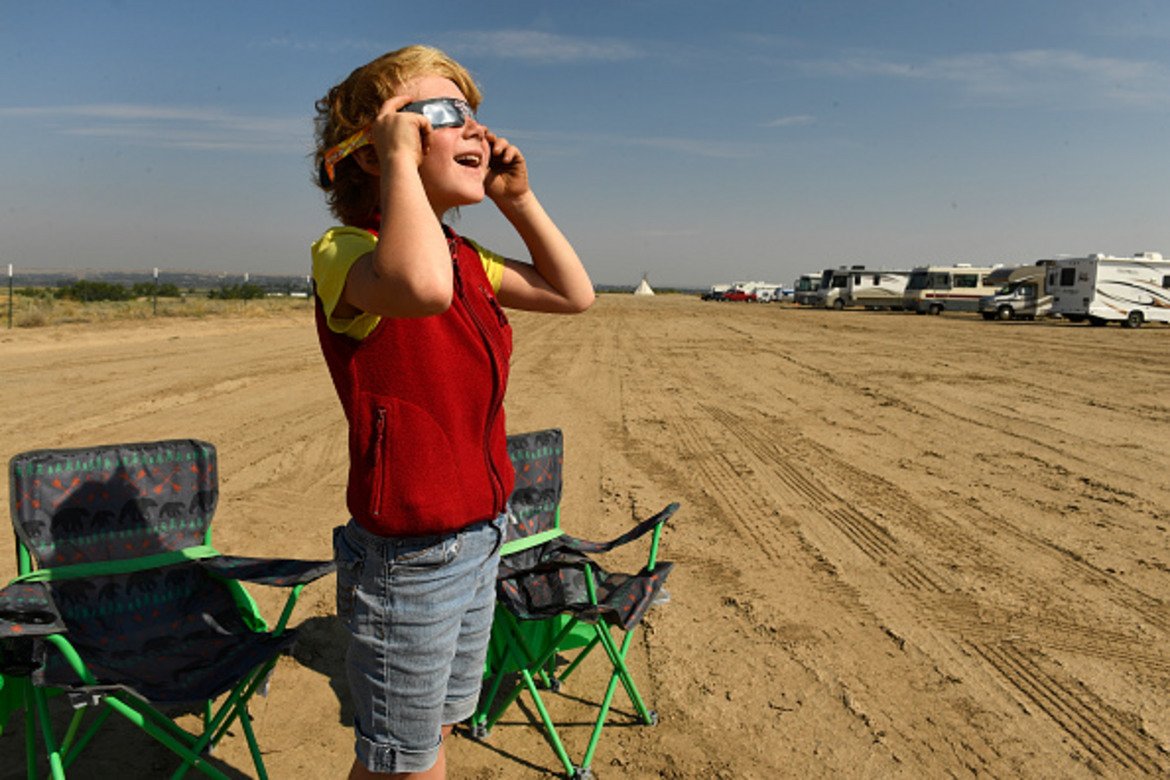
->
[469,428,678,779]
[0,439,334,779]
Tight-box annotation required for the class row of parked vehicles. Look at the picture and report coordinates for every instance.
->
[791,252,1170,328]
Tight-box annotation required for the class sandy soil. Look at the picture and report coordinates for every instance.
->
[2,296,1169,778]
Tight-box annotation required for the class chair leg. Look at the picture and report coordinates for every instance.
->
[31,687,65,780]
[23,684,38,780]
[517,666,576,777]
[61,705,112,768]
[238,706,268,780]
[579,627,656,775]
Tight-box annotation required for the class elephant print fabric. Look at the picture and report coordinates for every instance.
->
[4,439,297,701]
[8,439,219,568]
[503,429,564,541]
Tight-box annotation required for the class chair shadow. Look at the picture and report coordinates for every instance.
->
[0,699,253,780]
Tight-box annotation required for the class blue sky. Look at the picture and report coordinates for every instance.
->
[3,1,1170,288]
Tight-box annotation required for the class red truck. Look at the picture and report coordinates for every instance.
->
[722,289,758,302]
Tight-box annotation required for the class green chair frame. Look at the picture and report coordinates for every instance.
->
[469,429,676,779]
[0,439,333,779]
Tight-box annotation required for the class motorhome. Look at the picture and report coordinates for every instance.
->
[978,261,1053,320]
[902,264,1002,314]
[809,266,867,308]
[792,274,822,306]
[841,270,911,310]
[1048,252,1170,328]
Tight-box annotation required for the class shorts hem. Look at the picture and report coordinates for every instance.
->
[354,731,440,775]
[443,692,480,727]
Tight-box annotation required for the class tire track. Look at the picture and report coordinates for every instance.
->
[970,641,1167,774]
[702,403,953,594]
[693,398,1170,772]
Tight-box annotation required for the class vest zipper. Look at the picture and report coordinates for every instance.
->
[372,406,387,517]
[451,243,506,510]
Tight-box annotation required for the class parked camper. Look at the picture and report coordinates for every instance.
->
[754,286,784,303]
[978,261,1053,321]
[793,274,822,306]
[842,270,911,310]
[902,264,1002,315]
[810,266,866,308]
[1049,252,1170,328]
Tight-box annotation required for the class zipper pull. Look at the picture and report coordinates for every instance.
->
[483,287,508,327]
[451,257,463,297]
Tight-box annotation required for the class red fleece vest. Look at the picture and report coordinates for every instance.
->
[315,229,514,537]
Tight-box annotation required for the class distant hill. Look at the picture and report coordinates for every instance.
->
[6,270,702,297]
[7,269,311,293]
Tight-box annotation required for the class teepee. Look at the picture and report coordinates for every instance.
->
[633,273,655,296]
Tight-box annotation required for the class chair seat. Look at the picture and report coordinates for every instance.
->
[497,540,673,630]
[38,562,296,703]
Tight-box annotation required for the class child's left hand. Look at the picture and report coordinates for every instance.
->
[484,131,530,204]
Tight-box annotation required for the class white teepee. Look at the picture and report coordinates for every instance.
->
[633,273,655,296]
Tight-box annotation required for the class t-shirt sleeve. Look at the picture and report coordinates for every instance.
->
[465,238,506,293]
[311,227,381,339]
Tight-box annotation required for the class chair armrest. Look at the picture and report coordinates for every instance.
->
[199,556,336,587]
[560,502,679,555]
[0,582,66,640]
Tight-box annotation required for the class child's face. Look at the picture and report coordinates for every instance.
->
[403,75,488,214]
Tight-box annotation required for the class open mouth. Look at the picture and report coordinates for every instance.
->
[455,153,482,168]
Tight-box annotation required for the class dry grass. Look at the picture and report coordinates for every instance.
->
[0,293,313,328]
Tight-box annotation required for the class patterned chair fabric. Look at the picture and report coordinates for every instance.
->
[10,439,218,568]
[496,503,677,630]
[503,428,564,541]
[1,439,334,705]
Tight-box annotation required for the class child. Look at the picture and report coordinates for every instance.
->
[310,45,594,779]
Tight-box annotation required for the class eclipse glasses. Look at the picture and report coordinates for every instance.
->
[319,98,477,185]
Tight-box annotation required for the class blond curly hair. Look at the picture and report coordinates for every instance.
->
[313,45,482,226]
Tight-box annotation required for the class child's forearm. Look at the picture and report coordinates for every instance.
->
[350,155,453,318]
[498,192,594,312]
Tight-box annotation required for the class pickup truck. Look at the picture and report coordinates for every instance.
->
[722,290,758,302]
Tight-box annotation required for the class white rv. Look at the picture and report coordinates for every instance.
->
[1048,252,1170,328]
[902,264,1002,315]
[842,270,911,310]
[812,266,867,308]
[978,261,1053,321]
[792,274,822,306]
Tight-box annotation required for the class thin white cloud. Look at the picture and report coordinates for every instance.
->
[765,114,815,128]
[807,48,1170,108]
[443,30,643,63]
[0,103,309,152]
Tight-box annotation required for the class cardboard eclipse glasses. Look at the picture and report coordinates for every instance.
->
[319,98,477,185]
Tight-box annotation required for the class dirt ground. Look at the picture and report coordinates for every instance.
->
[1,295,1168,778]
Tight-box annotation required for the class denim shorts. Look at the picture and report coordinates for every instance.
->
[333,513,504,774]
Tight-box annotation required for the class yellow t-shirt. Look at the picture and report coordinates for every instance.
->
[311,227,506,340]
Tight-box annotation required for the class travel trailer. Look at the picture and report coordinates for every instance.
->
[902,264,1002,314]
[978,261,1053,321]
[792,274,821,305]
[1048,252,1170,328]
[841,270,911,310]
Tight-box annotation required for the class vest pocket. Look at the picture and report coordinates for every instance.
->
[359,393,467,526]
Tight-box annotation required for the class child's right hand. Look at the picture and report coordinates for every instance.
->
[367,96,431,169]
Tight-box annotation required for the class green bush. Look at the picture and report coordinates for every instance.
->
[131,282,182,298]
[54,280,133,302]
[208,283,267,300]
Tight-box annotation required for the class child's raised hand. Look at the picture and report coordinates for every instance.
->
[368,96,431,169]
[484,130,530,204]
